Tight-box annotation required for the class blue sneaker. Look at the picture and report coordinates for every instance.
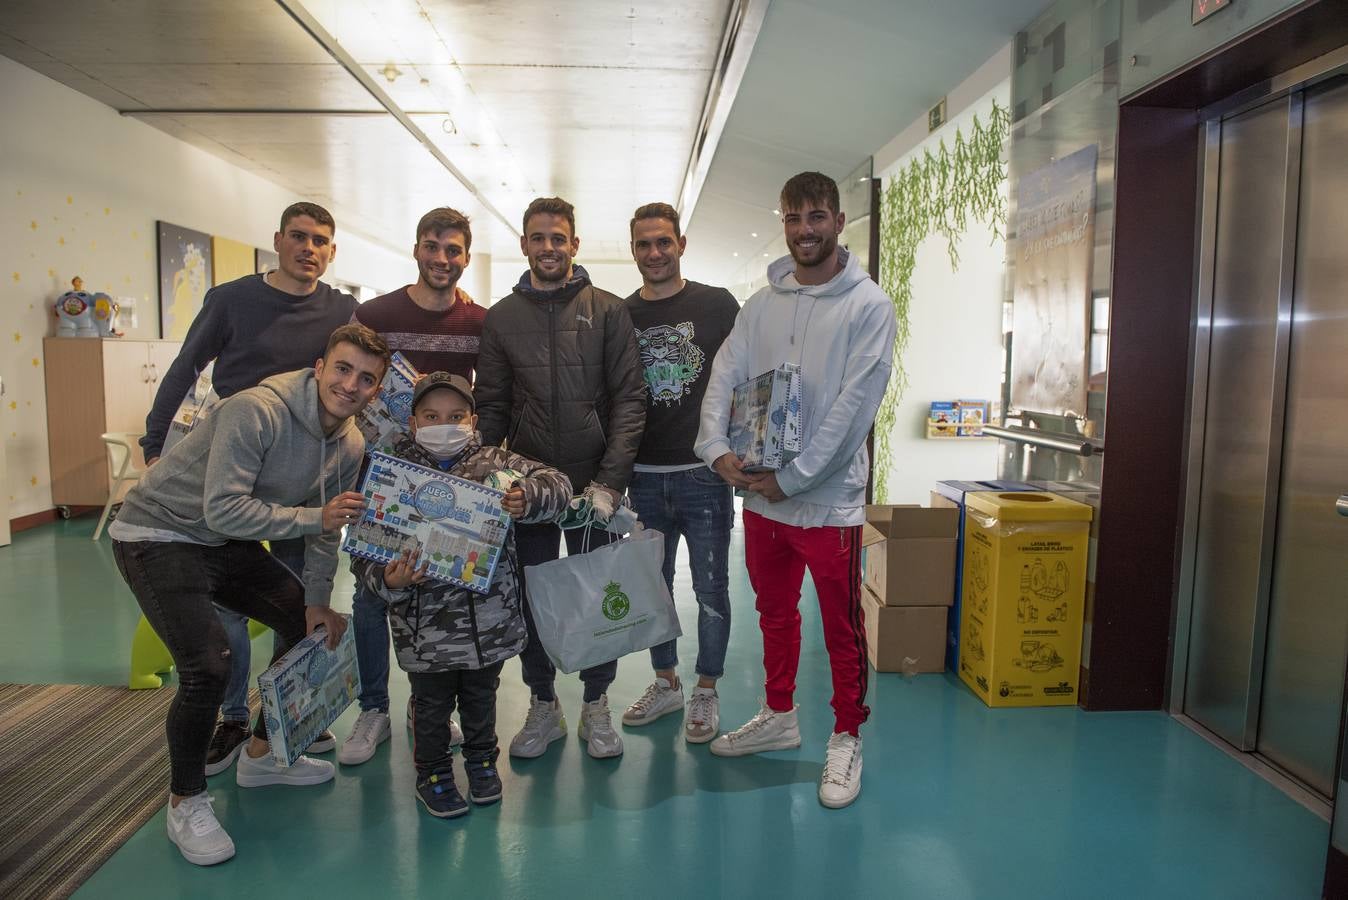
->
[466,756,502,805]
[415,769,468,818]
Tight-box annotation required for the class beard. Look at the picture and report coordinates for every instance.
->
[787,231,838,269]
[419,261,462,289]
[529,253,571,284]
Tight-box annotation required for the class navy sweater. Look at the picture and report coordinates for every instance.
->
[141,274,357,459]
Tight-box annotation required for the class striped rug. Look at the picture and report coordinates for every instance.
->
[0,683,178,899]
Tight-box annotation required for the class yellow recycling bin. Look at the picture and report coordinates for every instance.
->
[958,492,1093,708]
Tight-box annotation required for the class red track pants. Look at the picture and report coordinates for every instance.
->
[743,509,870,735]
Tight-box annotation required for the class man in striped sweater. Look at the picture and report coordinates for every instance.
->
[338,207,487,766]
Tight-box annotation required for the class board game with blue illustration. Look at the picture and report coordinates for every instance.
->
[341,451,511,594]
[728,362,803,472]
[258,618,359,767]
[354,351,419,457]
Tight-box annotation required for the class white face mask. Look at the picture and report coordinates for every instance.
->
[414,423,473,460]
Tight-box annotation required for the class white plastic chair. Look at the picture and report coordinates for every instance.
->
[93,432,146,541]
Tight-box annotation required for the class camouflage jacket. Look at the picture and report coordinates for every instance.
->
[350,434,572,672]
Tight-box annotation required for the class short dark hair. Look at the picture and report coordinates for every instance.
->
[279,202,336,234]
[779,172,840,216]
[630,202,681,238]
[324,323,391,374]
[416,207,472,252]
[522,197,576,237]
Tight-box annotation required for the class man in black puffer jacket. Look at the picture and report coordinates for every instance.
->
[475,196,646,761]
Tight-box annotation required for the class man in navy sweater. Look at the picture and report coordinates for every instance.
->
[141,201,358,774]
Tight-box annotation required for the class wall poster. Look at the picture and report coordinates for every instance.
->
[1009,144,1098,417]
[156,221,213,340]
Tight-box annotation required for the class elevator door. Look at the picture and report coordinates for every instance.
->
[1183,76,1348,798]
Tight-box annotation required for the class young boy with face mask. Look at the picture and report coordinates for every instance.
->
[349,372,571,817]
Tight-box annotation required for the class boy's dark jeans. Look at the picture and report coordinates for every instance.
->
[408,662,506,774]
[113,539,308,797]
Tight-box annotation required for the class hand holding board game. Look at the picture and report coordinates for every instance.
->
[727,363,803,472]
[258,618,359,767]
[342,452,512,594]
[354,352,419,457]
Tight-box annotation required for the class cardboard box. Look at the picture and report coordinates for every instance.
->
[957,492,1093,708]
[860,505,959,606]
[861,585,947,673]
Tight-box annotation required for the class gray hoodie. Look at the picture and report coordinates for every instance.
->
[695,248,896,521]
[115,368,365,606]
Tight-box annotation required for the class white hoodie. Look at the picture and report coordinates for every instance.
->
[695,248,896,526]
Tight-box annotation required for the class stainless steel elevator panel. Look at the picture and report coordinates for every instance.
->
[1183,100,1290,748]
[1255,78,1348,795]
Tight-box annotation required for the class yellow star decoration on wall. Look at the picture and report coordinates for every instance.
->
[104,208,111,215]
[58,236,65,246]
[30,220,38,231]
[31,476,39,486]
[12,332,20,342]
[31,358,40,367]
[10,272,18,282]
[66,195,73,204]
[8,402,15,411]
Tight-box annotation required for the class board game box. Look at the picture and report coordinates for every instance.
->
[258,617,359,767]
[341,451,512,594]
[354,352,419,457]
[727,363,803,472]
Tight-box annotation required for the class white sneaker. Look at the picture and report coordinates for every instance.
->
[709,702,801,757]
[684,686,720,744]
[235,748,335,787]
[579,695,624,759]
[305,730,336,754]
[338,710,391,765]
[818,732,863,809]
[406,696,464,746]
[622,676,684,726]
[509,696,567,758]
[165,793,235,866]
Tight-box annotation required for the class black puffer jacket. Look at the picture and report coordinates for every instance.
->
[476,266,646,492]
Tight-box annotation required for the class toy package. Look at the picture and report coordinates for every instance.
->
[160,363,218,458]
[727,363,803,472]
[341,452,512,594]
[354,352,419,457]
[258,617,360,767]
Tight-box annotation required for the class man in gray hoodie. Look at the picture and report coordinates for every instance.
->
[695,172,896,810]
[110,323,390,867]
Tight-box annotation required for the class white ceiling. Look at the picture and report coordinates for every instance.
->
[0,0,1048,288]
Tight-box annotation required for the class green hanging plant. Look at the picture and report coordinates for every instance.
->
[873,98,1010,501]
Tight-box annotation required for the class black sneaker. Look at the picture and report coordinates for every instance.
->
[415,769,468,818]
[466,756,502,805]
[204,721,251,776]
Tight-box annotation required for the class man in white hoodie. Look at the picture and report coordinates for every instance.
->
[694,171,895,809]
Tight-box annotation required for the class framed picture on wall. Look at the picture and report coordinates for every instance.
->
[255,247,279,275]
[157,221,214,341]
[212,235,254,287]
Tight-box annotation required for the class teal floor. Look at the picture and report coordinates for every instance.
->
[0,516,1329,899]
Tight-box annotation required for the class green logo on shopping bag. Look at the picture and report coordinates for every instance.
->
[601,581,630,621]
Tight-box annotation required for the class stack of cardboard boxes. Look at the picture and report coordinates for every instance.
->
[859,505,959,673]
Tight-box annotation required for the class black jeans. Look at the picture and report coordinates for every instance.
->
[408,661,505,775]
[515,522,619,703]
[113,539,308,797]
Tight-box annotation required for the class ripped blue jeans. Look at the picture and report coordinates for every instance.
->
[627,467,733,680]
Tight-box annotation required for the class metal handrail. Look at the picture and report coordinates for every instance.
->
[982,424,1102,457]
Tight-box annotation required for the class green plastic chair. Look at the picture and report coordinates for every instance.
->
[128,614,270,689]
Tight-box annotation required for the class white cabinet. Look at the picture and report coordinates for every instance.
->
[43,338,183,507]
